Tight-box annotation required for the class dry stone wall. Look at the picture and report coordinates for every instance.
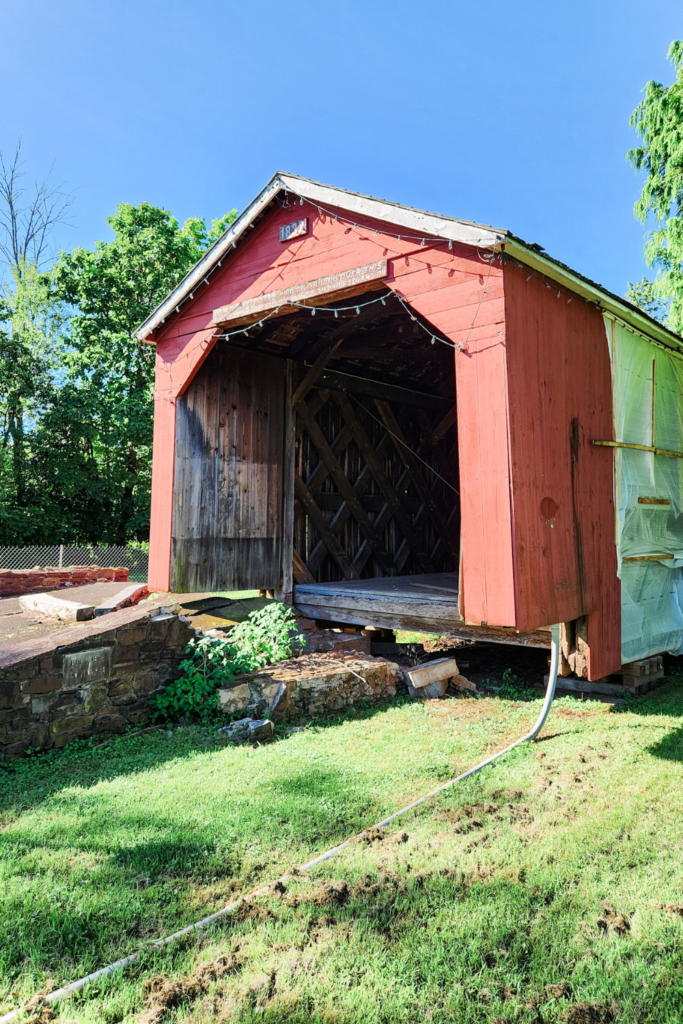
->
[219,652,401,722]
[0,601,196,758]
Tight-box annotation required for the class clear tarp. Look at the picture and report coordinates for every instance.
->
[608,316,683,661]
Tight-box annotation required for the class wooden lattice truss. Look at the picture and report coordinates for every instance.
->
[293,384,459,583]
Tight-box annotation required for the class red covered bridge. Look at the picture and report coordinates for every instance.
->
[135,173,683,683]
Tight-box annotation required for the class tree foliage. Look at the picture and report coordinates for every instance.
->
[52,204,236,543]
[0,150,237,545]
[627,41,683,332]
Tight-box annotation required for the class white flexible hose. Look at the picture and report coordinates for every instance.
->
[0,624,560,1024]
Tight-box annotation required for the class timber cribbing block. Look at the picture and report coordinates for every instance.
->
[614,656,664,689]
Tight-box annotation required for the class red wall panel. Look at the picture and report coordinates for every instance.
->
[387,252,516,626]
[503,259,620,677]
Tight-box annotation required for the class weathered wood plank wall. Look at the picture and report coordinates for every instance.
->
[170,345,286,593]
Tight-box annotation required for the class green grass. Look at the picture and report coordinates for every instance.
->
[2,683,683,1022]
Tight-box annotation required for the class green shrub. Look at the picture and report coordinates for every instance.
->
[497,667,538,702]
[152,602,305,722]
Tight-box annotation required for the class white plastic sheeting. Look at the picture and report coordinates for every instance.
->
[607,316,683,662]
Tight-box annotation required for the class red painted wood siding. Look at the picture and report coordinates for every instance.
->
[386,249,516,627]
[148,391,177,591]
[503,260,620,678]
[148,198,620,675]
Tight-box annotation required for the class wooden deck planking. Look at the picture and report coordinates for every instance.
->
[294,572,462,629]
[293,572,552,647]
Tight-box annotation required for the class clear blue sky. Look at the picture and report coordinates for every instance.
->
[1,0,680,297]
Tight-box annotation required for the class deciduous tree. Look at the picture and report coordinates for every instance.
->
[628,41,683,332]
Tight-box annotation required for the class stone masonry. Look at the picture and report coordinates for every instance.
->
[0,566,129,598]
[0,600,196,758]
[218,652,402,722]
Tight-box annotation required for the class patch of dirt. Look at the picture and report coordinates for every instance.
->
[23,980,59,1024]
[358,827,409,845]
[597,901,630,936]
[310,879,350,906]
[443,798,534,833]
[138,955,239,1024]
[665,903,683,918]
[233,900,276,923]
[561,1002,616,1023]
[547,982,572,999]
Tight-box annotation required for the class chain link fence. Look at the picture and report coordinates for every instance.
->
[0,545,149,582]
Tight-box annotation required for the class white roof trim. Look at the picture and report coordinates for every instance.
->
[503,239,683,354]
[276,173,505,248]
[134,176,283,340]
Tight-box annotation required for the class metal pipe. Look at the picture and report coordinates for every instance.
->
[0,624,560,1024]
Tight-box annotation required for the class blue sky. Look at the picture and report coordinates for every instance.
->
[1,0,680,297]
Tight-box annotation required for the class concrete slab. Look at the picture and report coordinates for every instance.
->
[19,593,95,622]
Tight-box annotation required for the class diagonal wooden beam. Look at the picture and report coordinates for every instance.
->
[331,391,434,573]
[432,405,457,442]
[294,474,360,580]
[374,400,458,560]
[291,301,393,408]
[293,548,316,584]
[306,434,397,576]
[297,401,394,575]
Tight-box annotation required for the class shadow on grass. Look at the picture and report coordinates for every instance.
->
[0,729,226,814]
[647,725,683,762]
[610,675,683,718]
[0,759,391,978]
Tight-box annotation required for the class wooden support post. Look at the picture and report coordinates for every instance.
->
[276,360,296,603]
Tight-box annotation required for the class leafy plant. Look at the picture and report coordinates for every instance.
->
[497,668,538,702]
[152,633,238,721]
[229,602,305,673]
[152,603,305,722]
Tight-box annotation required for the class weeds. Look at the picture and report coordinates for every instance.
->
[495,667,539,701]
[153,604,305,721]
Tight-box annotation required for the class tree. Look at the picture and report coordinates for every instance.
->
[0,141,73,274]
[0,145,73,543]
[627,41,683,332]
[54,203,237,543]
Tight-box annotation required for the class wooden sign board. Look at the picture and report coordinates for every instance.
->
[213,260,388,328]
[279,217,308,243]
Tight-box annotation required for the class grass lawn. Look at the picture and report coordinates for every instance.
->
[2,681,683,1022]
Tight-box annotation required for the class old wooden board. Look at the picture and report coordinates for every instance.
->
[213,261,388,326]
[293,573,462,628]
[171,345,286,592]
[294,571,552,645]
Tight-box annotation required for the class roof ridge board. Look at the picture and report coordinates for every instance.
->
[275,170,508,237]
